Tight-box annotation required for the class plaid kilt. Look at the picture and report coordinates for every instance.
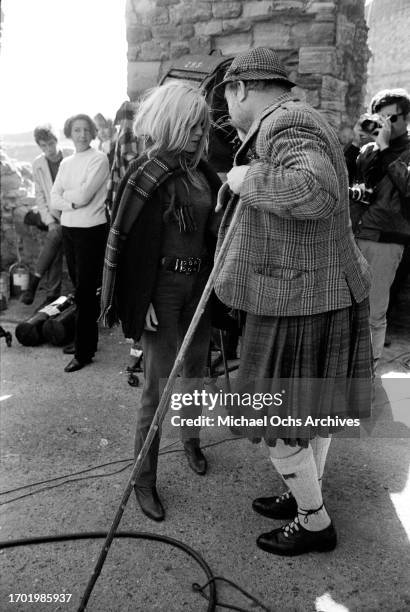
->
[232,297,372,446]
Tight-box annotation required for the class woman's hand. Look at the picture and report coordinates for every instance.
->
[144,303,158,331]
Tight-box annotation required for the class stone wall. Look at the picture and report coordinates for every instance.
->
[366,0,410,100]
[126,0,370,141]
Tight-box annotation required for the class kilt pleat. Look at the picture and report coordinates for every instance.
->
[233,297,372,445]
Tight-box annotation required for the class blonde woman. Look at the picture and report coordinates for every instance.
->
[101,82,222,521]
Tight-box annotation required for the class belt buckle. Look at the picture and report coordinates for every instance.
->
[176,257,201,274]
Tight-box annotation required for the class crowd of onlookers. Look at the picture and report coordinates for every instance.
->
[21,85,410,376]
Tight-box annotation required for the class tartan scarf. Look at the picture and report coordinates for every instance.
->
[100,153,182,327]
[105,123,139,212]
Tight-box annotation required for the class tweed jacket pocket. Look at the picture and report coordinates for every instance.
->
[250,268,307,314]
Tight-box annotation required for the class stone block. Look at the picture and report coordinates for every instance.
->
[321,99,346,112]
[222,18,253,33]
[127,45,141,61]
[305,88,320,107]
[126,26,152,44]
[321,74,348,101]
[242,1,273,20]
[195,20,224,36]
[306,1,336,21]
[152,24,194,39]
[169,4,185,25]
[296,74,323,90]
[139,40,170,61]
[156,0,180,6]
[189,36,212,54]
[125,2,139,26]
[170,41,191,58]
[319,109,342,130]
[212,1,242,19]
[169,1,212,23]
[272,0,306,9]
[253,22,292,49]
[336,14,356,47]
[127,61,162,98]
[214,32,252,55]
[139,6,169,26]
[292,86,307,101]
[188,1,213,22]
[291,21,335,46]
[298,46,337,74]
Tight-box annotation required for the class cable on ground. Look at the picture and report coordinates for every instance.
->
[0,531,272,612]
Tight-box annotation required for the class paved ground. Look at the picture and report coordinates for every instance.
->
[0,286,409,612]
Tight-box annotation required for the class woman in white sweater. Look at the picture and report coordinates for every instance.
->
[51,114,109,372]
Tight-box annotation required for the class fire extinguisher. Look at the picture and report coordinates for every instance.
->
[9,217,30,297]
[9,262,30,297]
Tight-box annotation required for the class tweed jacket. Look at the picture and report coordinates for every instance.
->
[214,93,371,316]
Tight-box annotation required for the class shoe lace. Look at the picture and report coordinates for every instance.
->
[276,490,292,503]
[282,516,301,537]
[298,503,325,525]
[281,503,325,536]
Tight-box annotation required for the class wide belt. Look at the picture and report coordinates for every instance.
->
[160,256,202,275]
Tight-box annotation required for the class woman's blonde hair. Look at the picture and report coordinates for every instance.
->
[133,81,210,171]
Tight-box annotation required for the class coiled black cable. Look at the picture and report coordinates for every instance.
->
[0,532,272,611]
[0,531,217,612]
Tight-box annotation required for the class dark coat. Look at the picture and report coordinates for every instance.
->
[352,134,410,244]
[114,157,222,340]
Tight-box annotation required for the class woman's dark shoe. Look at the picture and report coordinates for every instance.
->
[134,486,165,522]
[183,439,207,475]
[252,490,297,520]
[256,517,337,556]
[64,357,92,373]
[63,343,75,355]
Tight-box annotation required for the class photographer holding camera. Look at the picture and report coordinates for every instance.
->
[344,88,410,369]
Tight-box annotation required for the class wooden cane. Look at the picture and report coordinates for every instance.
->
[78,192,243,611]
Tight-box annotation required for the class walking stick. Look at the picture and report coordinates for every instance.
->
[78,192,243,611]
[219,329,232,394]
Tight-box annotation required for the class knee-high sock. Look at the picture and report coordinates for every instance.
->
[269,441,331,531]
[310,436,331,488]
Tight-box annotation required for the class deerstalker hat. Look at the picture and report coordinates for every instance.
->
[220,47,296,88]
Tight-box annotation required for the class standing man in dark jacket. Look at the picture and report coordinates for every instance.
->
[345,88,410,368]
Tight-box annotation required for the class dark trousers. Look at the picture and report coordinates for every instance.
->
[135,268,211,486]
[62,224,108,362]
[36,225,63,299]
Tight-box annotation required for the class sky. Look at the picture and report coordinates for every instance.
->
[0,0,127,135]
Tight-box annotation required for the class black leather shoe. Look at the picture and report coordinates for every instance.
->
[63,343,75,355]
[252,491,297,520]
[64,357,91,373]
[183,439,207,475]
[134,486,165,522]
[257,518,337,556]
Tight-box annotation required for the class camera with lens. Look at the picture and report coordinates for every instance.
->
[349,183,373,206]
[358,113,382,135]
